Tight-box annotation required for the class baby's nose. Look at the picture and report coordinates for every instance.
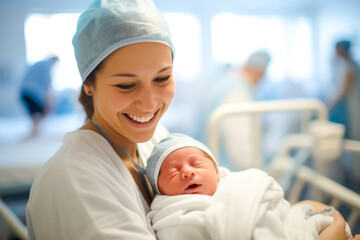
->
[181,165,196,178]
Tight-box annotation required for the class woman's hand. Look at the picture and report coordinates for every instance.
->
[296,200,360,239]
[296,200,329,212]
[319,211,360,240]
[319,211,347,240]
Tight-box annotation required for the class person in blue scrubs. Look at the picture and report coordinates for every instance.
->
[20,56,59,137]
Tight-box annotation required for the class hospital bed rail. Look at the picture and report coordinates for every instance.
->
[0,184,29,240]
[271,135,360,229]
[0,200,28,240]
[290,166,360,229]
[206,98,328,169]
[206,98,360,229]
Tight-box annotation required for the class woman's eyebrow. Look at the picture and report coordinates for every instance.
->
[158,66,172,73]
[111,73,136,78]
[110,66,172,78]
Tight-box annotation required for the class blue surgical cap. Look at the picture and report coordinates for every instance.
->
[146,133,218,194]
[245,50,271,70]
[72,0,175,82]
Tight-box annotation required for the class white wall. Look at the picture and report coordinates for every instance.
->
[1,0,360,127]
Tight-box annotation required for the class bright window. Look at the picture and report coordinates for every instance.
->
[211,13,313,82]
[164,13,201,81]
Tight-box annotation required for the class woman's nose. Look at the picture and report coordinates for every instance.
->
[136,86,157,111]
[181,165,196,179]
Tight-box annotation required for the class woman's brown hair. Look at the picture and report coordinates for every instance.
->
[78,63,103,120]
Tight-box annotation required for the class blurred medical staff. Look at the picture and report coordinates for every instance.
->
[327,40,360,141]
[208,50,271,170]
[326,40,360,193]
[19,56,59,137]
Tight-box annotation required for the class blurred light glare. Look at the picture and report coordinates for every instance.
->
[164,13,201,81]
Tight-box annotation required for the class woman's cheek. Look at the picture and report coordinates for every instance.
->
[164,83,176,103]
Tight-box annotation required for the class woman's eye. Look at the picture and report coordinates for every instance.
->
[116,83,136,91]
[154,76,170,83]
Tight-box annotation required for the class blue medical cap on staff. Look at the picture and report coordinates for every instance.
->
[72,0,175,82]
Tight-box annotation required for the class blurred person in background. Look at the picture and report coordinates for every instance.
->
[326,40,360,193]
[19,55,59,138]
[327,40,360,141]
[206,50,271,170]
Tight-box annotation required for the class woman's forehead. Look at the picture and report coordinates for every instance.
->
[97,42,172,76]
[108,42,172,62]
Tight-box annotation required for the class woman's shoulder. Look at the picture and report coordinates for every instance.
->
[33,130,119,182]
[62,129,106,144]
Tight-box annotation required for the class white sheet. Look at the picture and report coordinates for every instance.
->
[0,113,83,187]
[0,137,63,186]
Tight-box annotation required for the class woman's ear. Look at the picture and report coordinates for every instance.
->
[83,83,94,96]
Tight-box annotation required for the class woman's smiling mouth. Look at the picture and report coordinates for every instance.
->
[126,113,154,123]
[123,109,159,127]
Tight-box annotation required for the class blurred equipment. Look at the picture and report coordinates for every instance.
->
[207,98,360,230]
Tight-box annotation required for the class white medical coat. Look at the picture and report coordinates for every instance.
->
[26,125,169,240]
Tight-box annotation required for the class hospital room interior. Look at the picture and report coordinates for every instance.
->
[1,0,360,239]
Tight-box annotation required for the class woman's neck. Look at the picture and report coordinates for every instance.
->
[81,119,137,159]
[81,119,151,204]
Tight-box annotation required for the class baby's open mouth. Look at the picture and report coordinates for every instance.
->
[186,184,200,190]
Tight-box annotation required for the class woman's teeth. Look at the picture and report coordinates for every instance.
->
[127,113,154,123]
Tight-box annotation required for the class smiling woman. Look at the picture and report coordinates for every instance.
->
[82,42,175,144]
[25,0,177,239]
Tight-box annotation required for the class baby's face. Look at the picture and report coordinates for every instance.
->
[157,147,219,196]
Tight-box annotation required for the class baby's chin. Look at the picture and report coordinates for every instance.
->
[186,186,217,196]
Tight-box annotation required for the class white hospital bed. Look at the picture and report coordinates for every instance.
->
[206,98,360,229]
[0,113,84,240]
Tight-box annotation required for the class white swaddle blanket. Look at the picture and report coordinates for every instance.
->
[148,168,346,240]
